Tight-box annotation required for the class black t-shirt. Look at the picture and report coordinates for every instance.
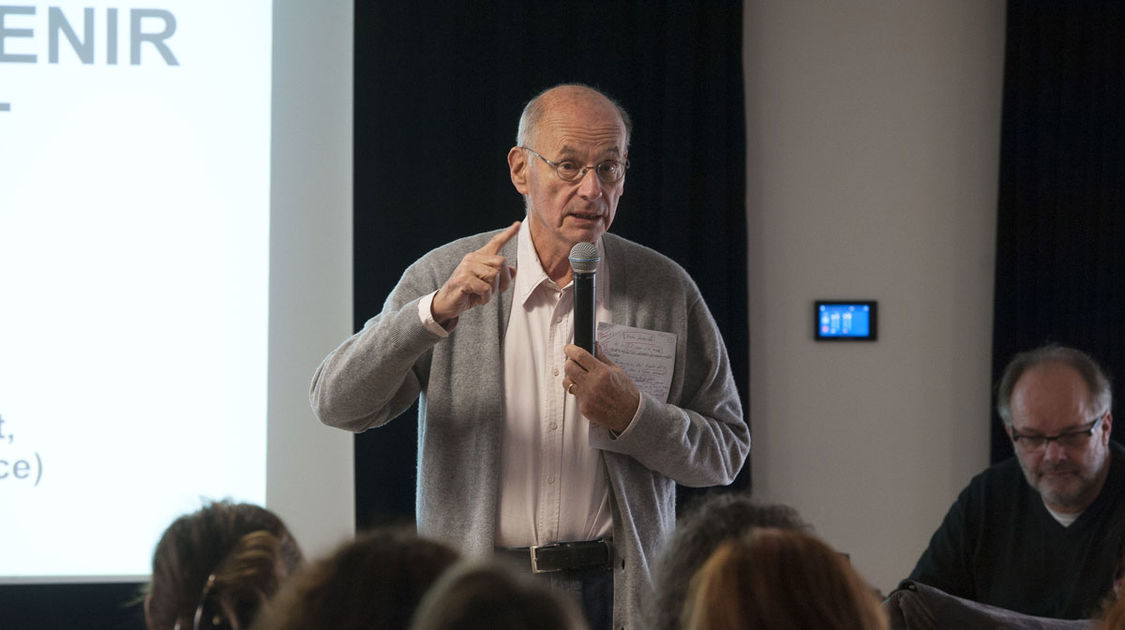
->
[909,441,1125,619]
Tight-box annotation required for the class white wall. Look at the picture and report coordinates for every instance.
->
[267,0,355,558]
[744,1,1006,594]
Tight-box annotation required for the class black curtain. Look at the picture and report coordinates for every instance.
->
[353,0,748,527]
[991,0,1125,463]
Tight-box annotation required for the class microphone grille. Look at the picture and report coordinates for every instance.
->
[568,242,600,273]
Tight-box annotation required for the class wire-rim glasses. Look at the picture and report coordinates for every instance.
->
[1009,413,1104,452]
[521,147,628,184]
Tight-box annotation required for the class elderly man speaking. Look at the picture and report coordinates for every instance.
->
[310,84,749,630]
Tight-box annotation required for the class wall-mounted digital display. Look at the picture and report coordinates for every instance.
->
[815,301,878,341]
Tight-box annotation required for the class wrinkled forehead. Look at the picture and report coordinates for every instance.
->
[530,98,627,156]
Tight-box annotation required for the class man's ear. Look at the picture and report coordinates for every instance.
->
[508,146,529,194]
[616,152,628,196]
[1102,413,1113,444]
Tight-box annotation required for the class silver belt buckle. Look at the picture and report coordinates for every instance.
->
[529,544,562,574]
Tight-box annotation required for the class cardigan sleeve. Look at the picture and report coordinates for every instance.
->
[308,257,448,433]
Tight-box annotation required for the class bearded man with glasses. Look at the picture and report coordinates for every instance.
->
[310,84,748,630]
[908,344,1125,619]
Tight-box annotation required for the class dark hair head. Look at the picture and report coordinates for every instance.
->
[145,501,302,630]
[681,528,887,630]
[250,527,459,630]
[648,492,809,630]
[996,344,1112,426]
[408,558,588,630]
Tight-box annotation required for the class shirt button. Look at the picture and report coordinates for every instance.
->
[546,475,555,484]
[552,367,559,376]
[549,422,558,431]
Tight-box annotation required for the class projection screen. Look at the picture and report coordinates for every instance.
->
[0,0,354,583]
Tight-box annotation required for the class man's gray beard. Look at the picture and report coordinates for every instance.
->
[1026,464,1097,512]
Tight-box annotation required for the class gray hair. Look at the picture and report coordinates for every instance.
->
[515,83,633,151]
[996,344,1113,425]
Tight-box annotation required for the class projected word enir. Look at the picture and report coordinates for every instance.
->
[0,6,179,65]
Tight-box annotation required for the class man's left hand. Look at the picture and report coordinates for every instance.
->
[562,344,640,434]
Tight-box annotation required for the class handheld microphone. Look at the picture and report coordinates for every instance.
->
[569,242,600,354]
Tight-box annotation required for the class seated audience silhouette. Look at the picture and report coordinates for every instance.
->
[250,527,459,630]
[647,492,809,630]
[408,558,589,630]
[681,527,887,630]
[143,500,303,630]
[909,344,1125,618]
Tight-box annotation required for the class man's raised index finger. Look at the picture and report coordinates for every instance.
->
[482,221,521,255]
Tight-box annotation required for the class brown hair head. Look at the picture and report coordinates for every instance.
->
[648,493,809,630]
[145,501,302,630]
[251,527,459,630]
[682,528,887,630]
[407,558,588,630]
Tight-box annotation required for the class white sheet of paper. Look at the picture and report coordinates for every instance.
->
[597,322,677,403]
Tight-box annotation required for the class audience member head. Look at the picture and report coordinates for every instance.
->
[996,344,1114,513]
[1105,599,1125,630]
[408,558,589,630]
[648,492,809,630]
[144,500,303,630]
[997,344,1112,427]
[1103,582,1125,630]
[1097,540,1125,626]
[250,527,459,630]
[681,528,887,630]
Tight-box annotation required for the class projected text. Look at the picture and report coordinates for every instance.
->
[0,5,178,65]
[0,413,44,487]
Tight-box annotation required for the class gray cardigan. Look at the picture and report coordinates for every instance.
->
[310,230,750,629]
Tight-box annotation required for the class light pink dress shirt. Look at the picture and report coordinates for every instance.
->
[493,223,614,546]
[418,223,614,546]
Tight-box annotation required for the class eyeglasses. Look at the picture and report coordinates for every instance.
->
[1009,414,1104,452]
[521,147,628,184]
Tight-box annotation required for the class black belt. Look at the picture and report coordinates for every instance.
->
[497,539,613,574]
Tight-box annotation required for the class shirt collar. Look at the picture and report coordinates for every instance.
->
[514,220,605,307]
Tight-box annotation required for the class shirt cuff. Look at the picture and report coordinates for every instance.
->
[418,291,453,337]
[610,393,645,439]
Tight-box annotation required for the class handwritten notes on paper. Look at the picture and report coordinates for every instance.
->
[597,322,676,403]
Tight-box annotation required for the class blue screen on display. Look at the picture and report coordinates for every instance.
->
[815,301,877,340]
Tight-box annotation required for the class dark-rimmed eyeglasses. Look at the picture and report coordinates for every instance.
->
[521,147,628,184]
[1009,414,1104,452]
